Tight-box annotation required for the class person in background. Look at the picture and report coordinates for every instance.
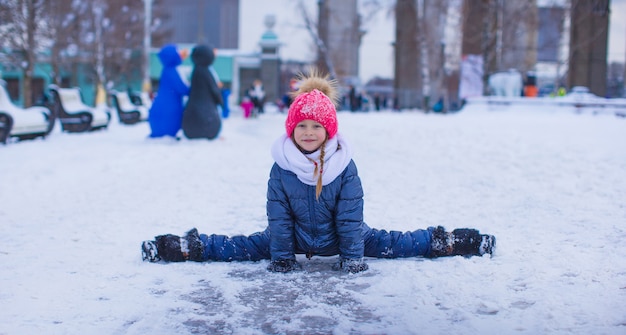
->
[248,79,265,116]
[240,96,254,119]
[373,93,381,111]
[279,77,299,113]
[348,85,358,112]
[141,69,496,273]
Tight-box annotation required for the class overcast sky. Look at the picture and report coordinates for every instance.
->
[240,0,626,83]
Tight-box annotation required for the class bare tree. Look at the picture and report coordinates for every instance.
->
[499,0,538,75]
[296,0,337,79]
[0,0,49,107]
[69,0,146,91]
[384,0,456,111]
[1,0,169,106]
[100,0,174,88]
[421,0,450,111]
[297,0,384,84]
[482,0,499,93]
[461,0,538,95]
[319,0,362,84]
[395,0,421,109]
[46,0,77,86]
[567,0,610,96]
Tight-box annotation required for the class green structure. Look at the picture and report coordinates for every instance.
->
[0,59,96,107]
[0,46,233,108]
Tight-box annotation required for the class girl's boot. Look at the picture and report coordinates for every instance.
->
[452,228,496,256]
[141,240,160,262]
[427,226,496,258]
[141,228,204,262]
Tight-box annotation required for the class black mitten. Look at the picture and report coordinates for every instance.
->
[267,259,303,273]
[184,228,205,262]
[426,226,453,258]
[154,234,185,262]
[332,258,369,273]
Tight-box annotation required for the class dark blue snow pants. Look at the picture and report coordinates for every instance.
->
[198,224,434,261]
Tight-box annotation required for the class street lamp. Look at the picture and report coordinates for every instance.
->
[143,0,152,93]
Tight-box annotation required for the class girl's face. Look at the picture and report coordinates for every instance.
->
[293,119,327,152]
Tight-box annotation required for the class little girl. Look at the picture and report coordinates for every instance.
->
[240,96,254,119]
[141,71,495,273]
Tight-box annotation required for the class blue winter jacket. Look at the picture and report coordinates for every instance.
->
[267,160,365,262]
[196,136,434,264]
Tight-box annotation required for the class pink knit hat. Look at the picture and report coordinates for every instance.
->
[285,89,337,139]
[285,72,339,139]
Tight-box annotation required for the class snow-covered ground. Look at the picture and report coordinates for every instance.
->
[1,106,625,334]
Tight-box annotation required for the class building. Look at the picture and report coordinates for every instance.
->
[157,0,239,48]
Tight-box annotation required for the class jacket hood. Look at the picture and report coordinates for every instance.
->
[190,44,215,67]
[158,44,182,67]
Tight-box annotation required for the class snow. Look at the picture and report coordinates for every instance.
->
[1,106,625,334]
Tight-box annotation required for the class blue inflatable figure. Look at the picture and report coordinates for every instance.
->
[148,44,189,138]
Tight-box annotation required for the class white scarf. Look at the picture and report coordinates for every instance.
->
[271,133,353,186]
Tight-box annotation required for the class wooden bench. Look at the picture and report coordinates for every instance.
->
[109,90,148,125]
[0,112,12,144]
[132,91,153,110]
[48,85,110,133]
[138,92,153,110]
[0,80,53,141]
